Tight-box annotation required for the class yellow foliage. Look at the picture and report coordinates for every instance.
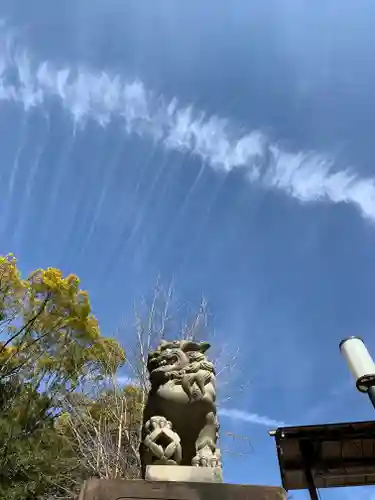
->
[0,254,126,388]
[0,254,26,321]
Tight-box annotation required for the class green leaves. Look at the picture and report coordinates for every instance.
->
[0,376,79,500]
[0,255,128,499]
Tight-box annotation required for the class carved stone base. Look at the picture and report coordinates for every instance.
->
[146,464,223,483]
[78,478,287,500]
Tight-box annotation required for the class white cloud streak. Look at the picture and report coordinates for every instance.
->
[219,408,285,428]
[1,23,375,222]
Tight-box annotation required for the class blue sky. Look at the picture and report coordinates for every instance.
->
[1,1,375,498]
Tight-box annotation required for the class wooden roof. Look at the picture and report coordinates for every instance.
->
[271,420,375,490]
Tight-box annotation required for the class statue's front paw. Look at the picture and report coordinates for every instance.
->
[149,416,171,430]
[192,446,221,468]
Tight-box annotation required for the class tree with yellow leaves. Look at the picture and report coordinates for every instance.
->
[0,254,126,500]
[0,254,125,397]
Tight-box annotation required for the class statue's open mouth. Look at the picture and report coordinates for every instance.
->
[159,356,177,367]
[148,351,181,373]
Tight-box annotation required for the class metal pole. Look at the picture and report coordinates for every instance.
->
[303,465,319,500]
[367,386,375,409]
[300,441,319,500]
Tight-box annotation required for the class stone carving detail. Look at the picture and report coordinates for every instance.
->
[142,416,182,466]
[140,340,221,477]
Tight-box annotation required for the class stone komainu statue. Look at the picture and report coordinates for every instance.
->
[140,340,221,477]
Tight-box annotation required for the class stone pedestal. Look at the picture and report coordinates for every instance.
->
[146,465,223,483]
[78,478,287,499]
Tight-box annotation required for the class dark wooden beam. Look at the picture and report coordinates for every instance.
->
[282,458,375,473]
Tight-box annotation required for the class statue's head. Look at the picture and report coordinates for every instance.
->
[147,340,212,383]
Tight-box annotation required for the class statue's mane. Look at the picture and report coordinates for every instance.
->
[147,339,215,386]
[149,339,211,356]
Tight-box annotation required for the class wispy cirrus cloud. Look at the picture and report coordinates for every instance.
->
[219,408,285,428]
[1,23,375,223]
